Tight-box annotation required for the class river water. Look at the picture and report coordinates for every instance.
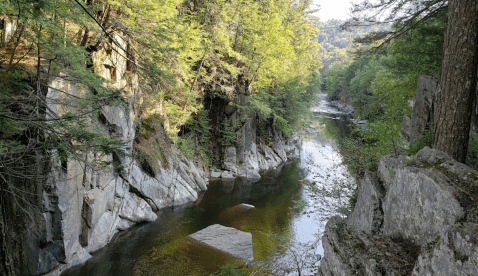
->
[62,94,355,276]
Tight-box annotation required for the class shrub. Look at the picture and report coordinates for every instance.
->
[406,130,434,155]
[349,192,359,210]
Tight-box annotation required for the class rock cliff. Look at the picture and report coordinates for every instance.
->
[318,147,478,275]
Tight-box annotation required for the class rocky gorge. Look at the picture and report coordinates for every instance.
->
[0,20,300,275]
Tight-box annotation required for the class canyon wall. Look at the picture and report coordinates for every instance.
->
[0,25,299,275]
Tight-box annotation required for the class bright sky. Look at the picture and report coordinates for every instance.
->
[312,0,353,21]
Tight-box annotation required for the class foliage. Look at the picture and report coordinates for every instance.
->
[315,19,390,77]
[322,11,446,176]
[0,0,127,172]
[467,132,478,170]
[219,119,237,147]
[126,0,322,140]
[219,263,247,276]
[349,192,359,210]
[337,136,381,177]
[345,0,447,48]
[406,131,434,156]
[289,199,306,212]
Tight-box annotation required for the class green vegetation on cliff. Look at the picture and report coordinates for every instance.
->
[0,0,321,170]
[322,11,447,176]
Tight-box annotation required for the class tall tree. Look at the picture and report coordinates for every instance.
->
[433,0,478,163]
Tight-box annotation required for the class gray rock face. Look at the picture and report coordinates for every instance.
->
[400,75,438,143]
[412,223,478,276]
[15,35,210,276]
[235,132,298,180]
[382,166,464,245]
[319,147,478,276]
[377,154,408,192]
[347,172,384,234]
[189,224,254,262]
[284,132,300,160]
[118,192,157,223]
[400,115,411,141]
[223,147,237,173]
[272,138,287,162]
[319,216,417,276]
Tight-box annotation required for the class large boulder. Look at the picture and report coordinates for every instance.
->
[319,147,478,275]
[381,165,464,246]
[377,154,408,192]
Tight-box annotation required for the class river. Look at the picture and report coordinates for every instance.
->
[61,93,356,276]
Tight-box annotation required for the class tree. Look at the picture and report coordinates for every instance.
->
[432,0,478,163]
[347,0,478,163]
[346,0,447,47]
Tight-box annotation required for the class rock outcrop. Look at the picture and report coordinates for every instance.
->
[318,147,478,275]
[400,75,438,143]
[189,224,254,263]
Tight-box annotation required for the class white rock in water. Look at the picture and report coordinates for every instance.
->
[189,224,254,262]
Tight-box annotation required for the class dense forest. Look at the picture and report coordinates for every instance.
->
[0,0,321,171]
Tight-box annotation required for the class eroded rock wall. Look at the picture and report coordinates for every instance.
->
[1,33,209,276]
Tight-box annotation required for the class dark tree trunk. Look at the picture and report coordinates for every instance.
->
[433,0,478,163]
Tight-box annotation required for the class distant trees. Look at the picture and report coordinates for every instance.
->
[315,19,389,77]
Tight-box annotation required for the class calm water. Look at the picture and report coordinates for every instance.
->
[62,94,355,276]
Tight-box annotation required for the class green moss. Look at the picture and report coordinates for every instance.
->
[154,143,169,169]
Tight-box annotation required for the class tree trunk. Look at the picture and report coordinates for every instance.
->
[433,0,478,163]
